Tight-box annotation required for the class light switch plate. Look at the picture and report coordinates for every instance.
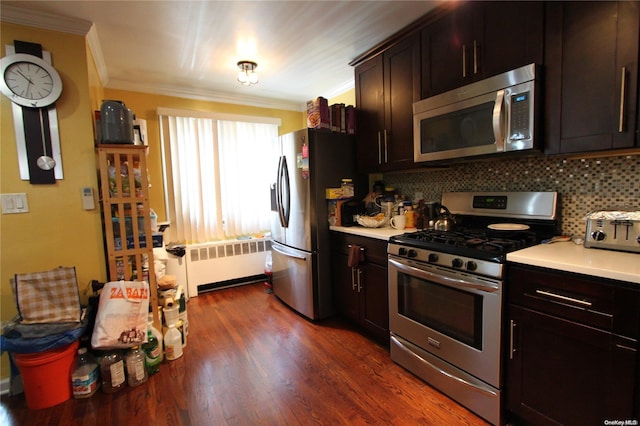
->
[1,193,29,214]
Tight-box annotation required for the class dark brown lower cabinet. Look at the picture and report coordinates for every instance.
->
[506,264,640,425]
[330,232,389,345]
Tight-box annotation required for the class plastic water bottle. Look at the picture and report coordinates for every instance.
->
[125,346,148,387]
[71,347,99,398]
[142,316,162,375]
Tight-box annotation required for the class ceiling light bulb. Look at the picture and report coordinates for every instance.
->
[237,61,258,86]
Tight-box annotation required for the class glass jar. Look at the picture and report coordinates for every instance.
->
[99,350,125,393]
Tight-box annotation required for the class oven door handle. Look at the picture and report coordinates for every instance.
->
[389,258,499,293]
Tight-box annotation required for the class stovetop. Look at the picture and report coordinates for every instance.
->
[388,191,559,271]
[389,228,539,263]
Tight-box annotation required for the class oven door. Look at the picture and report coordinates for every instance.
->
[388,255,502,387]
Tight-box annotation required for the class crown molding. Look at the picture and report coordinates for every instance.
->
[86,25,109,87]
[107,79,306,112]
[0,4,92,35]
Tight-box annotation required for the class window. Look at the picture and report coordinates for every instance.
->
[158,108,280,243]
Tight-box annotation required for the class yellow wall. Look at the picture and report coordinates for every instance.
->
[329,88,355,106]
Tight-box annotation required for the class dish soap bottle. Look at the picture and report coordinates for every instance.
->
[71,347,100,398]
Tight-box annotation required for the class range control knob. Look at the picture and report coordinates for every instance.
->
[637,235,640,244]
[591,230,607,241]
[428,253,439,263]
[408,249,418,258]
[398,248,407,256]
[466,261,477,271]
[452,258,464,269]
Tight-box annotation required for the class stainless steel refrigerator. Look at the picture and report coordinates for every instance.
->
[270,128,361,320]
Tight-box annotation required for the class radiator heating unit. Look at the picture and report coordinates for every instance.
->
[185,238,271,296]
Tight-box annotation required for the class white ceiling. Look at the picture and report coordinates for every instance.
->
[1,1,442,111]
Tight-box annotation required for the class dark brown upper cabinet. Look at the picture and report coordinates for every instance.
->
[544,1,639,154]
[421,1,544,99]
[354,34,420,173]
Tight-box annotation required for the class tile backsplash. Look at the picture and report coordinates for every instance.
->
[383,153,639,238]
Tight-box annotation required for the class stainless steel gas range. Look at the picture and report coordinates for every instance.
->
[387,191,558,425]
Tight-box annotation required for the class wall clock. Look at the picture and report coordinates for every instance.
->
[0,40,64,184]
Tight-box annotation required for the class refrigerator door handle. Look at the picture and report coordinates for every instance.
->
[272,243,307,261]
[281,155,291,227]
[276,156,286,227]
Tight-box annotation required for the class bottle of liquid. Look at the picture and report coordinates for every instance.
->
[125,346,148,387]
[71,347,100,398]
[405,205,415,228]
[164,323,183,360]
[99,350,126,393]
[142,315,162,375]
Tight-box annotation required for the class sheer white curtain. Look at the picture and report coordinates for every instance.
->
[218,120,278,236]
[160,110,279,244]
[167,116,223,243]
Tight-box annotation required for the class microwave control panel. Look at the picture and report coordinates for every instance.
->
[509,92,531,141]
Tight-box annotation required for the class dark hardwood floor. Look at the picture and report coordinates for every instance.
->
[1,283,488,425]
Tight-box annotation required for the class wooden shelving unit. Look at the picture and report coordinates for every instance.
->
[97,144,160,328]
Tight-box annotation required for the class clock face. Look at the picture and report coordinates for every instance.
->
[4,61,54,100]
[0,53,63,108]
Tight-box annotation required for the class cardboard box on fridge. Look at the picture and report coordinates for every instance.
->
[307,97,330,130]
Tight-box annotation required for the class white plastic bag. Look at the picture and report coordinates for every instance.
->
[91,280,149,349]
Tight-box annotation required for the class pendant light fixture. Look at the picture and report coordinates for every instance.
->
[237,60,258,86]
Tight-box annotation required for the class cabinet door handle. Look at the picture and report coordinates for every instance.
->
[351,267,357,291]
[377,131,383,164]
[462,44,467,78]
[357,268,363,293]
[383,129,388,163]
[473,40,478,75]
[535,289,593,307]
[616,343,637,353]
[509,320,517,360]
[619,66,627,132]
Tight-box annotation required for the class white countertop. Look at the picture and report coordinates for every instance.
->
[330,225,407,241]
[507,242,640,284]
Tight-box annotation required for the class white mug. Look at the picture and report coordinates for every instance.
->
[390,214,406,230]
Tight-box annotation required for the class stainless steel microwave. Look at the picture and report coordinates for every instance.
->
[414,64,539,162]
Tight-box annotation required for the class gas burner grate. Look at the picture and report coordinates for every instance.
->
[394,228,536,255]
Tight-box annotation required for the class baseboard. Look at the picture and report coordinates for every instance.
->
[197,274,266,294]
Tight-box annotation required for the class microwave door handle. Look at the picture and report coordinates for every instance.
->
[492,89,506,152]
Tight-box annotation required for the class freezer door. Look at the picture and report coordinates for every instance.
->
[271,241,315,320]
[282,130,311,251]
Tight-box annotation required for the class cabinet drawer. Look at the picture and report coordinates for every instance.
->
[330,232,388,265]
[507,264,640,338]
